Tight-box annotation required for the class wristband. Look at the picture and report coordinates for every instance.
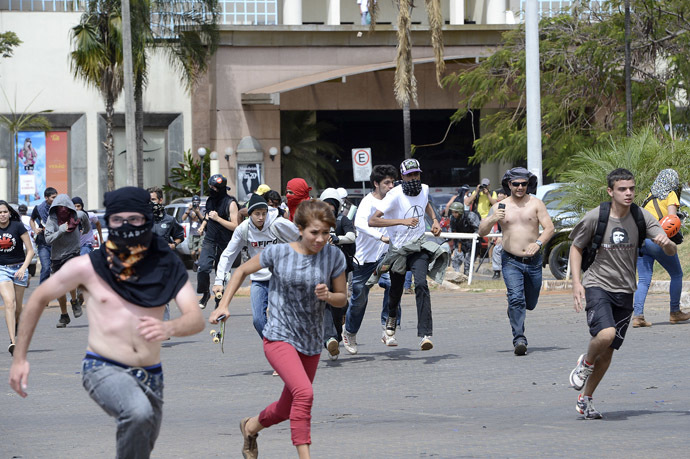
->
[535,240,543,247]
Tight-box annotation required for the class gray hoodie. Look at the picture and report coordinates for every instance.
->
[44,194,91,261]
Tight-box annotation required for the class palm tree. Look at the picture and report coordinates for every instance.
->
[0,89,52,202]
[370,0,445,158]
[70,0,124,191]
[131,0,220,186]
[280,111,341,191]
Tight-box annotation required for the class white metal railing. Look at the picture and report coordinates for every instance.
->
[519,0,610,20]
[2,0,84,11]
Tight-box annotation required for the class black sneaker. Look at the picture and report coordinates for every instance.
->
[385,316,397,337]
[492,271,501,280]
[56,314,70,328]
[71,299,83,318]
[198,292,210,310]
[8,342,15,356]
[514,342,527,356]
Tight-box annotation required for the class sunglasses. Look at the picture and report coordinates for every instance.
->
[510,181,528,188]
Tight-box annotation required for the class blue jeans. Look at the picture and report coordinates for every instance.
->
[250,280,270,337]
[80,244,93,256]
[37,244,51,284]
[634,238,683,315]
[344,259,395,335]
[82,357,164,459]
[502,251,542,346]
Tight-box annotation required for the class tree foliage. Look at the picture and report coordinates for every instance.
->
[558,128,690,218]
[0,31,22,59]
[280,111,341,191]
[446,0,690,178]
[163,148,210,198]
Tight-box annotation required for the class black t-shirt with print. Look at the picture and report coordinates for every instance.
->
[0,221,28,265]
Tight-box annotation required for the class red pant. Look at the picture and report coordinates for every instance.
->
[258,338,320,446]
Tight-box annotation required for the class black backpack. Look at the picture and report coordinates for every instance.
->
[335,215,356,273]
[581,202,646,272]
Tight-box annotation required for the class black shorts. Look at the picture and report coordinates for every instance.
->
[585,286,634,350]
[50,252,80,274]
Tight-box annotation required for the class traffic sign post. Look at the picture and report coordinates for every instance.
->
[352,148,373,196]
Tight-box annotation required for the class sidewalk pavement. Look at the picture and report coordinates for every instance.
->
[2,281,689,458]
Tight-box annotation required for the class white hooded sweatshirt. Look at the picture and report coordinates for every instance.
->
[214,208,300,285]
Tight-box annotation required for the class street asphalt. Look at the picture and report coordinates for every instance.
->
[2,269,690,458]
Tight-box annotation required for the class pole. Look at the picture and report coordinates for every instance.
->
[525,0,543,186]
[121,0,138,186]
[467,234,477,285]
[624,0,632,136]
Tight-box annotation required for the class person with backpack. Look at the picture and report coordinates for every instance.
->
[632,168,688,327]
[448,201,481,276]
[319,188,356,360]
[212,193,299,338]
[567,168,675,420]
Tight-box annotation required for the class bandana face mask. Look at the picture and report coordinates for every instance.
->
[105,221,153,281]
[151,203,165,221]
[402,179,423,196]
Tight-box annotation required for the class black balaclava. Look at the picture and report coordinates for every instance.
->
[90,187,188,307]
[402,179,423,196]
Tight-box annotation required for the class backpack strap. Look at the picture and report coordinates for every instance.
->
[629,203,647,249]
[651,198,664,221]
[590,201,611,252]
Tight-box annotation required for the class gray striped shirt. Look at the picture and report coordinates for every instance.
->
[260,243,346,355]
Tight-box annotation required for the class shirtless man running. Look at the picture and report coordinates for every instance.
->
[9,187,204,458]
[479,168,554,355]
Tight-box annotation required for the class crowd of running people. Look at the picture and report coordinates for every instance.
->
[4,160,687,458]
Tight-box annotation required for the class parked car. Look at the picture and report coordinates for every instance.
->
[535,183,578,280]
[165,198,208,268]
[429,193,456,217]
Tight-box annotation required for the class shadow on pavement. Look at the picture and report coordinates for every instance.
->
[600,409,690,421]
[162,340,197,348]
[497,346,569,354]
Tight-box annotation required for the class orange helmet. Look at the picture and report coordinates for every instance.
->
[659,214,681,238]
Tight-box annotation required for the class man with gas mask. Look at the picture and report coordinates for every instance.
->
[369,159,442,351]
[197,174,239,309]
[10,186,204,458]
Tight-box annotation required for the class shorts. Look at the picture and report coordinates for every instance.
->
[189,235,204,252]
[0,263,29,287]
[585,286,634,350]
[51,252,80,274]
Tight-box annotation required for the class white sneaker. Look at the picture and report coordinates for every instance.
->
[381,330,398,346]
[419,335,433,351]
[326,337,339,360]
[342,329,358,354]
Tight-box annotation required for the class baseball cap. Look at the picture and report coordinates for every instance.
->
[256,184,271,195]
[480,178,490,186]
[400,158,422,176]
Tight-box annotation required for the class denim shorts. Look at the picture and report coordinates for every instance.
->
[0,263,29,287]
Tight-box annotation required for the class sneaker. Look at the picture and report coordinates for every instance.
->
[385,316,397,337]
[632,315,652,327]
[514,342,527,356]
[419,335,433,351]
[381,330,398,347]
[576,394,602,419]
[192,261,199,272]
[569,353,594,390]
[492,270,501,280]
[71,300,83,319]
[239,417,259,459]
[8,342,15,356]
[342,329,358,354]
[198,292,210,310]
[56,313,70,328]
[669,310,690,324]
[326,337,339,361]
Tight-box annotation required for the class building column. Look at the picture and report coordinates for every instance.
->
[486,0,507,24]
[326,0,340,25]
[283,0,302,25]
[449,0,464,25]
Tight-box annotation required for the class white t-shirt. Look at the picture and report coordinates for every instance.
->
[354,192,388,264]
[375,183,429,248]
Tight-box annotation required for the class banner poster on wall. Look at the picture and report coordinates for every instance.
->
[237,163,263,203]
[45,131,69,195]
[17,131,46,205]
